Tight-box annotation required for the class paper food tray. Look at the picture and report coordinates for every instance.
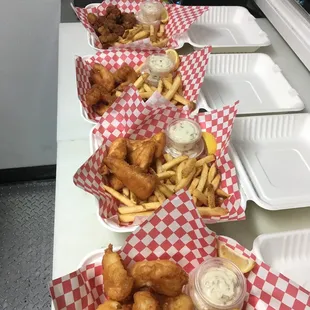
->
[50,198,310,310]
[185,6,270,53]
[252,229,310,291]
[200,53,304,115]
[230,113,310,211]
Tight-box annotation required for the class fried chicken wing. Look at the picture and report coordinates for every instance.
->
[163,294,194,310]
[113,63,138,90]
[128,140,156,171]
[93,63,115,92]
[103,157,158,201]
[102,244,134,302]
[132,291,160,310]
[129,260,188,297]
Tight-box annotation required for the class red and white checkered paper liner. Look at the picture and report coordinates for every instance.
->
[49,191,310,310]
[73,86,245,229]
[75,47,211,123]
[72,0,208,50]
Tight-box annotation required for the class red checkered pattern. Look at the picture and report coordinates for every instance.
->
[72,0,208,50]
[50,200,310,310]
[75,47,211,123]
[73,88,245,228]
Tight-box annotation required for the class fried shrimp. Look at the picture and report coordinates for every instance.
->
[102,244,134,302]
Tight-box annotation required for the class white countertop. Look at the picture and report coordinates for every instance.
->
[53,18,310,283]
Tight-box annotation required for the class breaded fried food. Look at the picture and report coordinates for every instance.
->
[103,157,158,201]
[108,174,124,191]
[97,300,122,310]
[102,244,134,302]
[129,260,188,297]
[163,294,194,310]
[128,140,156,171]
[113,63,138,90]
[93,63,115,92]
[132,291,160,310]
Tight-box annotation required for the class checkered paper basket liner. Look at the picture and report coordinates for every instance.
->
[49,191,310,310]
[73,86,245,229]
[75,47,211,123]
[72,0,208,50]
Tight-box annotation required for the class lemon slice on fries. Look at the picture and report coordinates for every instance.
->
[218,242,256,274]
[202,132,217,155]
[166,49,180,71]
[161,8,169,23]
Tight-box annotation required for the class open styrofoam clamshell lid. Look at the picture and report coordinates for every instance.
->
[180,6,270,53]
[252,229,310,290]
[201,53,304,115]
[230,113,310,210]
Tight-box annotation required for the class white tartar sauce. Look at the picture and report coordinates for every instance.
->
[148,55,173,73]
[199,266,241,306]
[141,1,163,21]
[169,120,200,144]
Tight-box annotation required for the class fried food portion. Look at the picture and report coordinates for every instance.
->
[162,294,194,310]
[103,157,158,201]
[102,244,134,302]
[114,63,138,90]
[108,174,124,191]
[132,291,160,310]
[129,260,188,297]
[97,300,122,310]
[93,63,115,93]
[108,137,128,159]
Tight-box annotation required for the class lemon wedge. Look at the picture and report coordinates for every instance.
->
[218,242,256,274]
[161,8,169,24]
[165,49,180,71]
[202,132,217,155]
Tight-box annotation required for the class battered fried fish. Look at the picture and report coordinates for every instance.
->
[103,157,158,201]
[93,63,115,92]
[129,260,188,297]
[113,63,138,90]
[102,244,134,302]
[132,291,160,310]
[97,301,132,310]
[163,294,194,310]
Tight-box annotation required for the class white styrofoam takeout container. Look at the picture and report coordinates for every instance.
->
[84,5,270,53]
[230,113,310,211]
[252,229,310,290]
[186,6,270,53]
[201,53,304,115]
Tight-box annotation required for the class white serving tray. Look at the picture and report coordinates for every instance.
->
[230,113,310,211]
[201,53,304,115]
[252,229,310,290]
[186,6,270,53]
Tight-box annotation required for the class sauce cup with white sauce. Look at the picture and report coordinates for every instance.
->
[165,119,204,158]
[140,0,164,23]
[188,257,247,310]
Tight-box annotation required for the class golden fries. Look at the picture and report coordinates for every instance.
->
[157,171,176,180]
[164,74,182,101]
[103,185,137,208]
[197,164,209,192]
[158,183,174,198]
[134,73,149,88]
[154,189,166,203]
[175,168,196,192]
[196,155,216,167]
[161,155,188,171]
[119,211,154,223]
[182,158,197,178]
[197,207,229,217]
[206,184,216,208]
[207,163,217,185]
[193,189,208,205]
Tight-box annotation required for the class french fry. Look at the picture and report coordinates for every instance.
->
[178,80,183,95]
[154,189,166,203]
[125,25,143,40]
[130,191,138,204]
[148,195,158,203]
[133,30,150,41]
[157,79,163,94]
[134,73,149,88]
[197,164,209,192]
[166,184,175,192]
[182,158,197,178]
[166,179,172,185]
[211,174,221,190]
[176,161,186,184]
[140,91,154,99]
[164,74,182,101]
[206,184,216,208]
[162,77,172,90]
[119,211,153,223]
[150,24,156,42]
[167,73,173,84]
[197,207,229,217]
[152,38,169,47]
[207,163,217,185]
[135,63,144,74]
[193,189,208,205]
[150,86,157,92]
[174,93,191,106]
[156,159,163,173]
[144,83,153,92]
[196,155,216,167]
[157,170,176,180]
[216,188,230,199]
[115,90,122,97]
[118,203,160,215]
[161,155,188,171]
[164,153,173,162]
[189,178,199,194]
[103,185,136,208]
[175,168,196,192]
[157,24,165,37]
[171,99,178,105]
[194,167,202,178]
[170,175,177,184]
[122,187,130,197]
[158,183,174,198]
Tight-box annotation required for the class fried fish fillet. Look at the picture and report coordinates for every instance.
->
[103,157,158,200]
[102,244,134,302]
[163,294,194,310]
[129,260,188,297]
[132,291,160,310]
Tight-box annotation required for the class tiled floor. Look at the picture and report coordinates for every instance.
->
[0,180,55,310]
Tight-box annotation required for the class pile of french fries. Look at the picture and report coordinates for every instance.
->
[134,70,196,110]
[103,154,230,224]
[119,23,169,48]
